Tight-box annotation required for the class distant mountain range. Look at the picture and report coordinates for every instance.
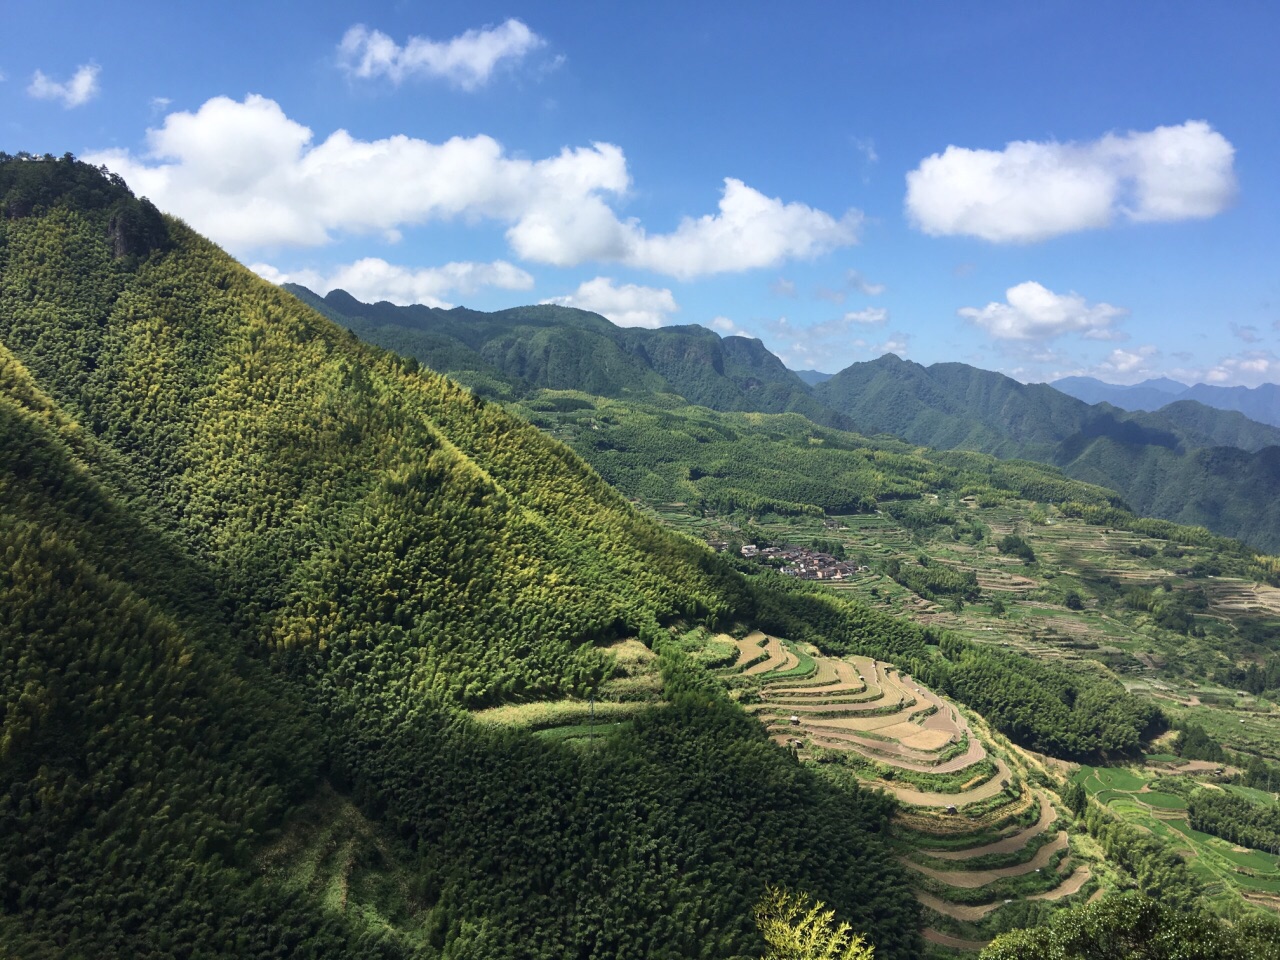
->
[815,356,1280,550]
[286,286,1280,552]
[1054,375,1280,429]
[287,286,850,429]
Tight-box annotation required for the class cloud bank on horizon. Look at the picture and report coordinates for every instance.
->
[254,258,533,309]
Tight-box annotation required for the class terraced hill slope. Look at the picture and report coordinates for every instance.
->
[721,636,1104,952]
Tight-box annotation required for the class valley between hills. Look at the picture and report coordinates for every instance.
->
[6,155,1280,959]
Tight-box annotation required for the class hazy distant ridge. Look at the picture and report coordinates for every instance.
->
[1054,375,1280,428]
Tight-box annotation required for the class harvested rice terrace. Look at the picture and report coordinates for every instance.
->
[721,637,1096,953]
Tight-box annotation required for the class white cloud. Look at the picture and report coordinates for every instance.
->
[542,277,678,329]
[27,63,100,108]
[253,257,533,307]
[959,281,1127,341]
[711,316,752,338]
[879,333,911,358]
[764,311,896,370]
[844,307,888,326]
[338,20,544,89]
[770,277,797,298]
[906,121,1236,242]
[88,95,859,279]
[1201,351,1280,386]
[617,178,861,280]
[1097,345,1159,377]
[86,94,629,253]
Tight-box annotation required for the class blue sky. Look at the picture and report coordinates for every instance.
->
[4,1,1278,385]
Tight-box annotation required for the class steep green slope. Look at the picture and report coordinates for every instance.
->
[815,356,1090,459]
[2,155,930,959]
[1064,439,1280,548]
[0,344,391,958]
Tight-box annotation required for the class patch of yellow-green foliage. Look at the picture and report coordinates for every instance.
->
[755,886,875,960]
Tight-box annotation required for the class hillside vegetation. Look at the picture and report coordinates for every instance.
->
[304,287,1280,551]
[1,154,928,959]
[815,356,1280,551]
[287,285,843,427]
[8,155,1280,958]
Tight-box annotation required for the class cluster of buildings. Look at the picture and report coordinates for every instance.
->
[737,544,869,582]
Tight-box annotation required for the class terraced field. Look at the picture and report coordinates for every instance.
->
[1074,764,1280,906]
[724,637,1098,953]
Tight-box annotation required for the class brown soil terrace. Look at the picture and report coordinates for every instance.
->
[922,928,989,951]
[922,791,1056,860]
[903,831,1068,887]
[738,640,1090,944]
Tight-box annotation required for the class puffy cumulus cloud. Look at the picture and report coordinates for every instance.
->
[88,96,859,278]
[85,94,630,254]
[338,20,544,89]
[959,281,1127,341]
[1096,345,1159,377]
[542,277,678,329]
[906,121,1236,242]
[28,63,100,108]
[252,257,533,307]
[1202,351,1280,385]
[710,316,751,338]
[763,311,897,370]
[625,179,861,280]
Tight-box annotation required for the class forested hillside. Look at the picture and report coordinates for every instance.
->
[9,155,1280,958]
[288,285,843,427]
[0,154,932,958]
[815,357,1280,551]
[301,288,1280,551]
